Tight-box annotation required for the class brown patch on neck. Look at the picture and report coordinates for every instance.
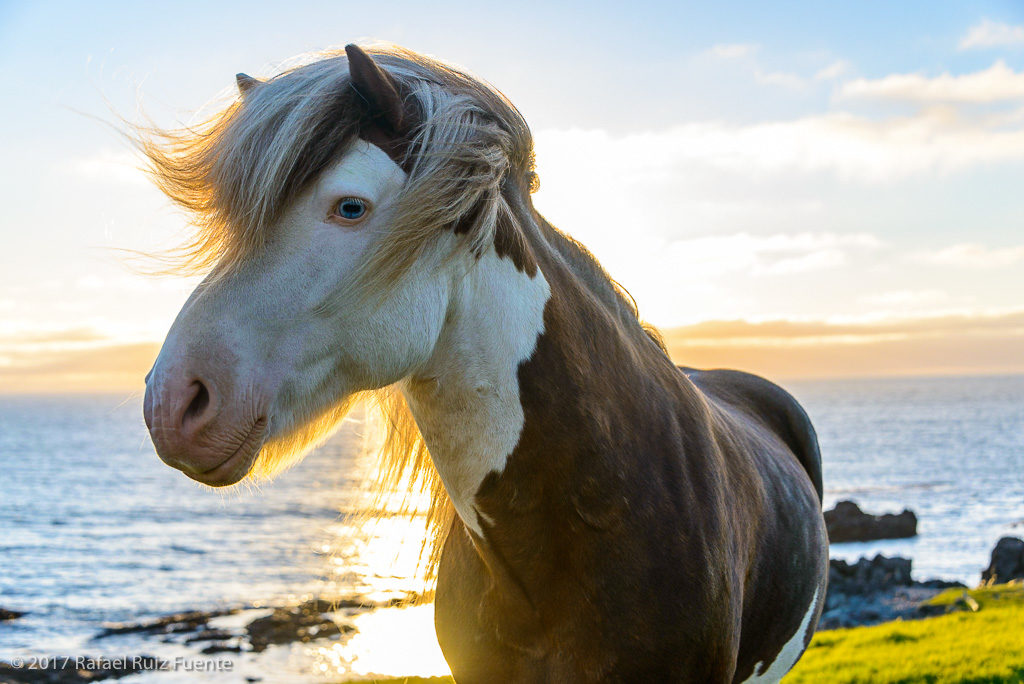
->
[452,179,539,276]
[493,205,538,277]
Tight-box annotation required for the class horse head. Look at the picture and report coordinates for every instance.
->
[142,45,537,487]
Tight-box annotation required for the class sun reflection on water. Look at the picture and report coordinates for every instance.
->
[310,604,450,678]
[305,472,451,679]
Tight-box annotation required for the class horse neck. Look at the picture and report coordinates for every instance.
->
[401,208,683,540]
[399,242,551,537]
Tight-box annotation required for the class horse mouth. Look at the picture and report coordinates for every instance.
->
[185,417,268,487]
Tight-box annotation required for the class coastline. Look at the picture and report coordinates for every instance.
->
[0,558,1014,683]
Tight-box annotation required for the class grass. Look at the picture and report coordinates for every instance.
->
[340,584,1024,684]
[784,583,1024,683]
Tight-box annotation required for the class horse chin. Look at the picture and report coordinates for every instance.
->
[247,393,361,481]
[181,418,268,488]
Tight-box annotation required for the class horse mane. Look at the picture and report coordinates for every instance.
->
[131,42,657,586]
[533,213,668,353]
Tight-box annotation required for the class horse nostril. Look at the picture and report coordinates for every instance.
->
[182,380,211,426]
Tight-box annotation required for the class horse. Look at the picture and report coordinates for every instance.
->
[140,43,828,682]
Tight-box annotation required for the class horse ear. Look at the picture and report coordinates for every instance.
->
[345,44,405,134]
[235,73,261,97]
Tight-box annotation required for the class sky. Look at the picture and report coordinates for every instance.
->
[1,0,1023,391]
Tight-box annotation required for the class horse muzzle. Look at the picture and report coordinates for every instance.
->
[143,367,268,487]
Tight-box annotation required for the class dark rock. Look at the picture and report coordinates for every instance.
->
[93,608,238,640]
[299,597,351,613]
[0,608,25,621]
[246,602,353,653]
[313,594,416,612]
[200,643,243,654]
[825,500,917,543]
[184,629,235,644]
[827,554,913,596]
[820,554,966,630]
[916,578,967,590]
[0,655,163,683]
[981,536,1024,585]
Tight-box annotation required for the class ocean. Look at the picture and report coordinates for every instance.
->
[1,374,1022,680]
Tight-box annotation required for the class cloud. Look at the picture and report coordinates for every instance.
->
[666,232,881,278]
[814,60,852,81]
[661,311,1024,379]
[0,342,158,393]
[0,328,106,345]
[915,242,1024,268]
[667,310,1024,343]
[707,43,759,60]
[959,19,1024,50]
[839,61,1024,103]
[702,45,846,90]
[754,69,807,90]
[535,105,1024,185]
[859,289,970,310]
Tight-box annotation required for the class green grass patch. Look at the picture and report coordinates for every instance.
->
[923,583,1024,610]
[785,583,1024,683]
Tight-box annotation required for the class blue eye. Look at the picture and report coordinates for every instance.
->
[334,197,368,220]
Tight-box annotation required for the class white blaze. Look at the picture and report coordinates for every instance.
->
[742,586,820,683]
[402,249,550,536]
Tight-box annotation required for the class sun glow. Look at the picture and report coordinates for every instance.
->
[309,604,451,678]
[309,488,452,678]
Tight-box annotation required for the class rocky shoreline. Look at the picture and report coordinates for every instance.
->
[819,501,1024,630]
[0,593,419,683]
[819,554,964,630]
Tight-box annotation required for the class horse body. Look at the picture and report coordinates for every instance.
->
[417,214,827,682]
[139,43,828,682]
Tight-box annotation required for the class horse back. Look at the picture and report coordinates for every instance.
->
[679,367,822,502]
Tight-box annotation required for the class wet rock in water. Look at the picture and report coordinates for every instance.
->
[819,555,965,630]
[0,607,25,621]
[200,642,243,654]
[93,608,238,640]
[824,500,917,543]
[246,602,353,652]
[981,536,1024,585]
[0,655,163,683]
[183,628,236,644]
[310,593,420,612]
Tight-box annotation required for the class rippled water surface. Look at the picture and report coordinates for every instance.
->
[0,374,1022,679]
[788,374,1024,581]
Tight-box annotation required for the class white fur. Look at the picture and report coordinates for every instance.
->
[402,249,551,537]
[741,586,820,683]
[153,141,453,442]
